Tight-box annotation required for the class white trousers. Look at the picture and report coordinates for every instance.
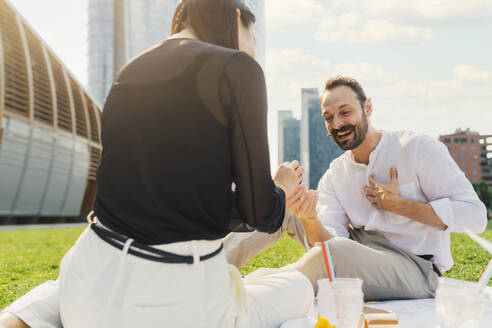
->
[4,225,313,328]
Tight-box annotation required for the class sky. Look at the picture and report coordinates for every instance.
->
[10,0,492,166]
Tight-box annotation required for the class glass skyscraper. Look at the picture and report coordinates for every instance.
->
[278,111,300,164]
[88,0,177,106]
[300,88,343,189]
[88,0,265,106]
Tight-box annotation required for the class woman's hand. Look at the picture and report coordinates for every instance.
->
[273,160,304,198]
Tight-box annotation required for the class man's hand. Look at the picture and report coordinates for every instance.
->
[286,186,318,221]
[365,167,448,230]
[365,167,401,211]
[273,160,304,198]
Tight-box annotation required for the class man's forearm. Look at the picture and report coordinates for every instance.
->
[298,216,334,247]
[390,198,448,231]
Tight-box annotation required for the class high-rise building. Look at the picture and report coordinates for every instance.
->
[88,0,265,106]
[278,110,300,164]
[439,129,492,186]
[244,0,265,68]
[88,0,177,106]
[300,88,343,189]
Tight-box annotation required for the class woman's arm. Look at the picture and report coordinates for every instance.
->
[222,52,300,233]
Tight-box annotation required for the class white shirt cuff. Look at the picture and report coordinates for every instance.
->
[429,198,453,232]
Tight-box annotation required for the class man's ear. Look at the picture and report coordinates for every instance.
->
[364,98,373,118]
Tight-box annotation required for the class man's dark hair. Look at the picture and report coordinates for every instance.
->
[321,76,367,108]
[171,0,255,50]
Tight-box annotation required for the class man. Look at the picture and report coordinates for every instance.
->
[226,76,487,301]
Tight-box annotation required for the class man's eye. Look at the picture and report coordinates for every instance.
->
[343,111,350,115]
[324,117,332,122]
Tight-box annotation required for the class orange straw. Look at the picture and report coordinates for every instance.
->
[321,241,334,281]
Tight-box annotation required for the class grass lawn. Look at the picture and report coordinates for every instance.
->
[1,226,492,310]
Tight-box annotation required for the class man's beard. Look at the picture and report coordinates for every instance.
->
[329,111,369,150]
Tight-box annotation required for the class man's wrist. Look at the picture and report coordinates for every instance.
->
[385,193,406,213]
[298,215,318,223]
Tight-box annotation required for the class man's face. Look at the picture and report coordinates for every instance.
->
[321,86,369,150]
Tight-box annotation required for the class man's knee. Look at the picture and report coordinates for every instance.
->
[325,237,362,276]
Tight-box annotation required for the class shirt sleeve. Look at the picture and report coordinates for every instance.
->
[416,136,487,233]
[221,52,285,233]
[317,170,350,238]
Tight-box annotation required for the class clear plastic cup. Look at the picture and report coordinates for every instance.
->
[435,277,485,328]
[317,278,364,328]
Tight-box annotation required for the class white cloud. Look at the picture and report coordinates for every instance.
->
[266,49,397,112]
[333,0,492,25]
[314,12,433,44]
[265,0,328,35]
[453,65,491,81]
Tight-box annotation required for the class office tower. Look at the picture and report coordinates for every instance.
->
[88,0,177,106]
[0,0,102,217]
[440,129,492,185]
[88,0,265,106]
[300,88,343,189]
[244,0,265,68]
[278,110,300,164]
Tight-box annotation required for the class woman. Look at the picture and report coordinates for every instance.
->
[0,0,316,327]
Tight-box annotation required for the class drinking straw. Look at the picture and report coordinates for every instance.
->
[321,241,336,281]
[465,229,492,287]
[478,259,492,286]
[321,241,340,320]
[465,229,492,254]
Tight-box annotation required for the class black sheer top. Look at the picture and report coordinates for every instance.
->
[93,38,285,245]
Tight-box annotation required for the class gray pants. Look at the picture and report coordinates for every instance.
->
[223,212,439,301]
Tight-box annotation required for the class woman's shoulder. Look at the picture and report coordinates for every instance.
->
[191,39,259,68]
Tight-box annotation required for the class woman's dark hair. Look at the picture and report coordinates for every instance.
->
[171,0,255,50]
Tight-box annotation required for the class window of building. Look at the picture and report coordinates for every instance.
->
[461,146,466,151]
[473,178,478,182]
[462,154,465,158]
[473,155,478,159]
[444,138,451,143]
[472,162,477,166]
[472,146,476,150]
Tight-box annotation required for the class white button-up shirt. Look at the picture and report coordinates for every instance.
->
[317,130,487,272]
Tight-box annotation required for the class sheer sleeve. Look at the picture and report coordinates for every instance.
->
[221,52,285,233]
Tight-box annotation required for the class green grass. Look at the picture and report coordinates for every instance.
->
[1,226,491,310]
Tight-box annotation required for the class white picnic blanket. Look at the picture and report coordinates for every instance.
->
[281,287,492,328]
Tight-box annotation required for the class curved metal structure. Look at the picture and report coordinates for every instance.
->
[0,0,102,217]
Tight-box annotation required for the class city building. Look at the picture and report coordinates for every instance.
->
[439,129,492,185]
[0,0,102,217]
[88,0,265,106]
[300,88,343,189]
[278,110,300,164]
[88,0,177,105]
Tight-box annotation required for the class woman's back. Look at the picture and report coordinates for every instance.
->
[94,38,285,244]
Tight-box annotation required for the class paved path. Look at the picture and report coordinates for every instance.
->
[0,223,87,231]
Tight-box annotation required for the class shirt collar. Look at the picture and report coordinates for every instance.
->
[344,130,386,168]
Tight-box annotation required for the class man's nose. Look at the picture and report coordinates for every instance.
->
[332,116,344,130]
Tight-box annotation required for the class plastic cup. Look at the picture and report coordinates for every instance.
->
[435,277,485,328]
[317,278,364,328]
